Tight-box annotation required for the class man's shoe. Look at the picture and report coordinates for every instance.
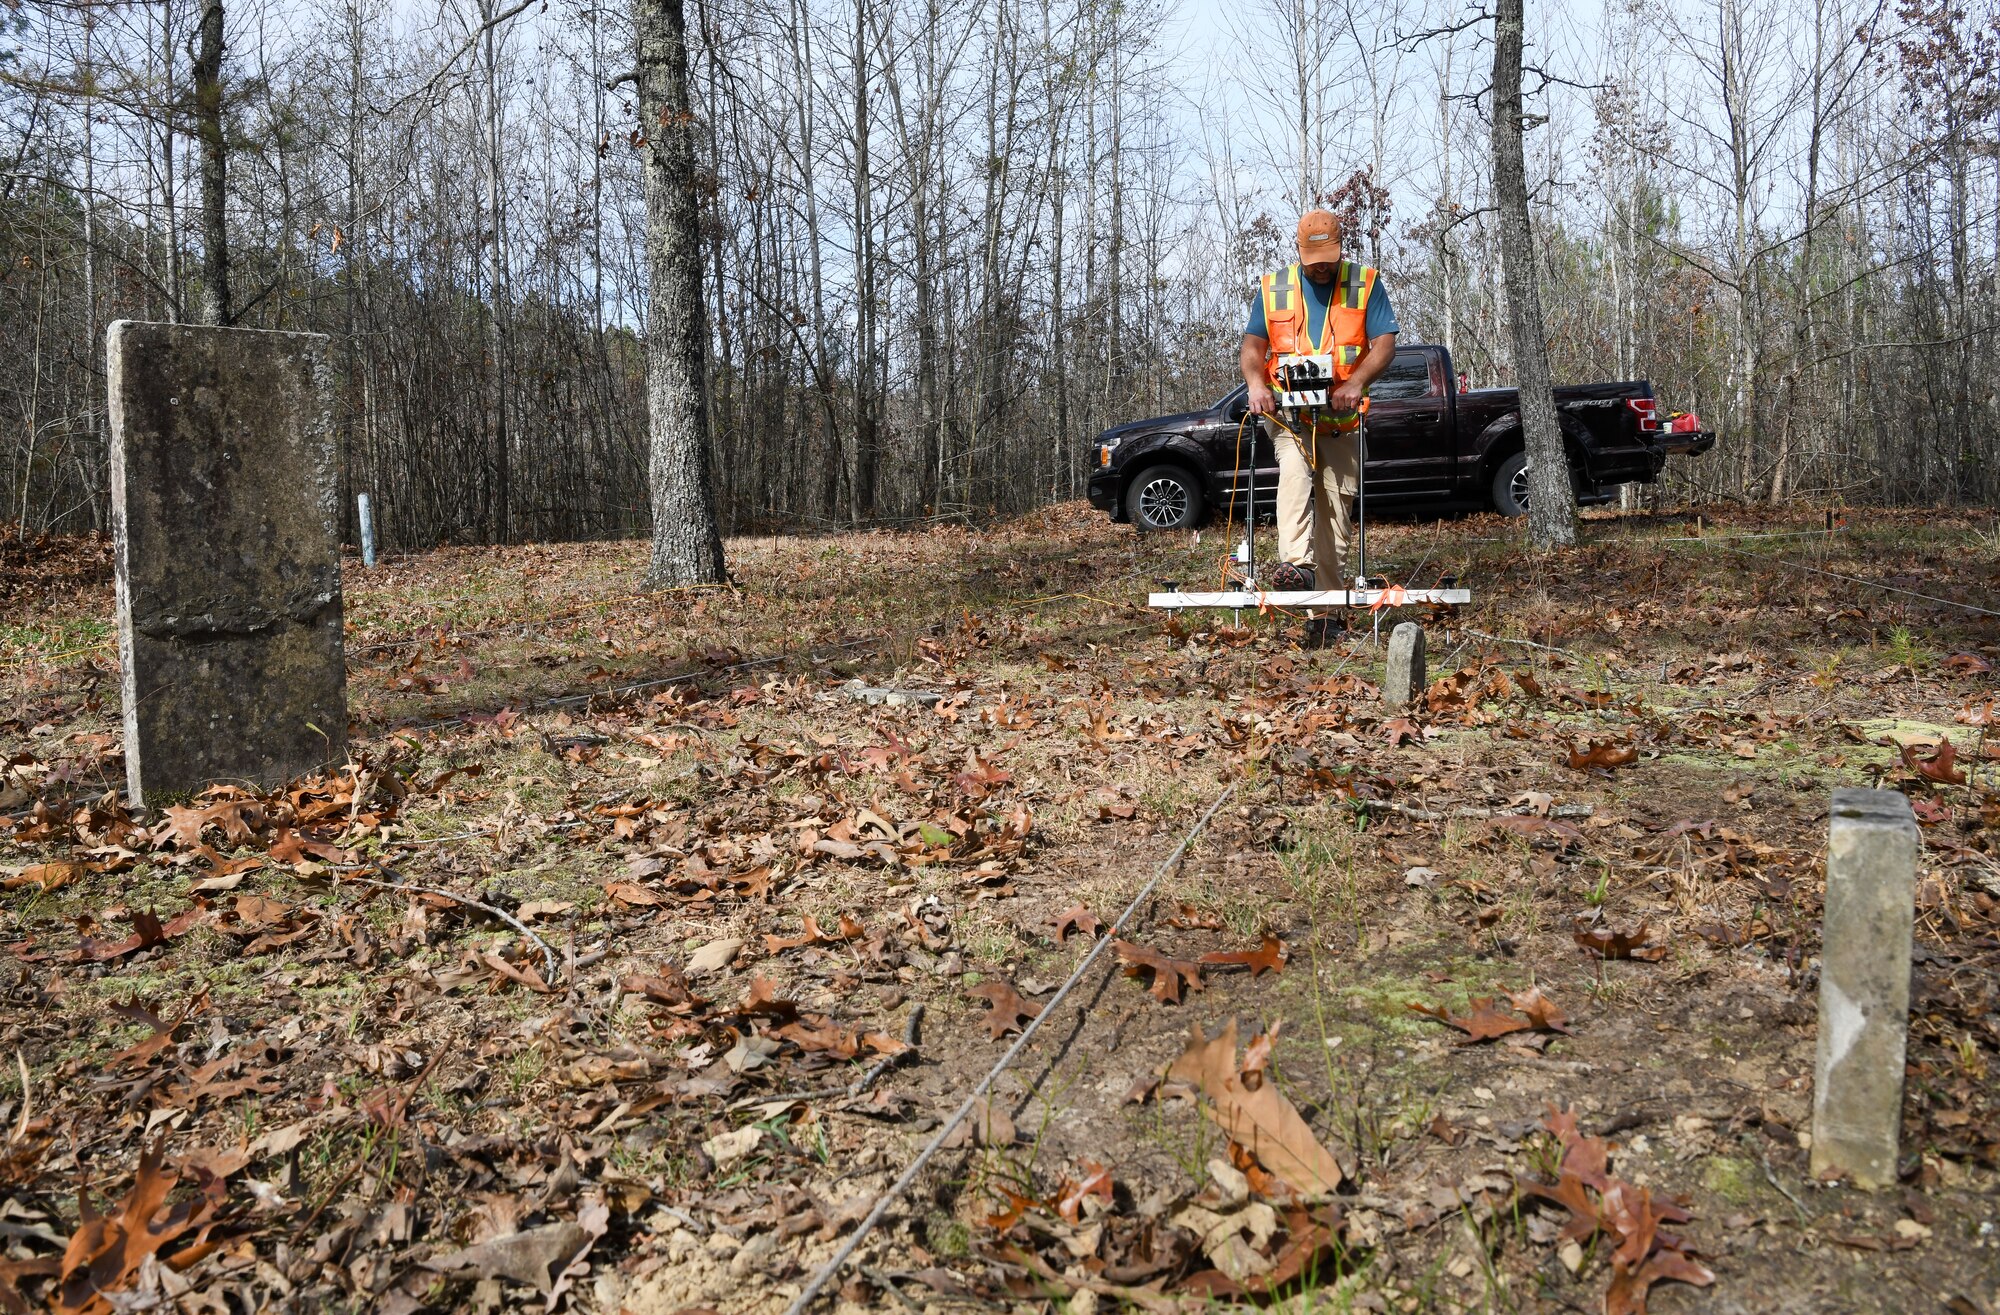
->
[1304,615,1347,649]
[1270,561,1316,592]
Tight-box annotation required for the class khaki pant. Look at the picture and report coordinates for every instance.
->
[1266,420,1358,586]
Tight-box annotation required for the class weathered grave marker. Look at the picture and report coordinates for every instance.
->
[1384,621,1426,707]
[1810,787,1918,1189]
[357,492,377,569]
[842,679,941,708]
[108,321,346,808]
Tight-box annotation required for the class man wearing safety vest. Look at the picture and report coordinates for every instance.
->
[1241,209,1400,644]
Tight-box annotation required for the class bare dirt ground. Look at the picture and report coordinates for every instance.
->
[2,504,1997,1315]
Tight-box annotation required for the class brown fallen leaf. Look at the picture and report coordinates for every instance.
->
[741,974,799,1023]
[53,1142,217,1315]
[3,861,81,892]
[1900,738,1968,785]
[1050,903,1103,943]
[266,828,355,868]
[480,952,555,994]
[622,965,709,1014]
[1505,986,1574,1034]
[1383,717,1422,747]
[75,908,204,963]
[1600,1181,1715,1315]
[1055,1160,1113,1223]
[1165,902,1225,930]
[772,1018,865,1059]
[1564,740,1638,772]
[1410,997,1532,1043]
[1488,814,1584,846]
[763,913,863,954]
[1111,939,1205,1004]
[1168,1020,1343,1196]
[967,980,1042,1039]
[602,880,669,907]
[422,1203,608,1303]
[1606,1246,1717,1315]
[984,1185,1042,1232]
[1573,919,1668,962]
[105,994,205,1070]
[1198,935,1287,978]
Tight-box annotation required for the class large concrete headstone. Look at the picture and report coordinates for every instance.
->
[108,321,346,808]
[1810,787,1918,1189]
[1383,621,1427,707]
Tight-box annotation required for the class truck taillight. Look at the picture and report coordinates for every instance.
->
[1625,397,1659,431]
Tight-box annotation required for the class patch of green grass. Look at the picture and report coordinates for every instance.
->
[1700,1154,1758,1205]
[0,615,114,657]
[1882,625,1934,674]
[503,1045,547,1096]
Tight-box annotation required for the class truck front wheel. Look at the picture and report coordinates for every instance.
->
[1490,451,1532,517]
[1125,466,1206,531]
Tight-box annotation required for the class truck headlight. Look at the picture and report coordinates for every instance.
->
[1098,437,1119,467]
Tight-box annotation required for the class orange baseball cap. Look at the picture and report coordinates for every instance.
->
[1296,209,1343,264]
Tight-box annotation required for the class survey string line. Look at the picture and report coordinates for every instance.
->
[780,783,1239,1315]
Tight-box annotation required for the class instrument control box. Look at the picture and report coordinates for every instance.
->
[1273,354,1336,411]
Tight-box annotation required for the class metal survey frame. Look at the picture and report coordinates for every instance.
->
[1150,586,1472,608]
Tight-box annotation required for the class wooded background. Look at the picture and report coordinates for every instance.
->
[3,0,1997,551]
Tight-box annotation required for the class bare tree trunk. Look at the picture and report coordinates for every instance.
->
[850,0,877,520]
[193,0,230,325]
[635,0,726,586]
[1492,0,1575,548]
[479,0,512,542]
[82,9,101,523]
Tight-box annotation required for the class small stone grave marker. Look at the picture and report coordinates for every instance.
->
[108,321,347,807]
[1384,621,1426,707]
[842,680,941,708]
[1810,787,1918,1189]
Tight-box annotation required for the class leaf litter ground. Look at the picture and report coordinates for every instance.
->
[2,504,1998,1314]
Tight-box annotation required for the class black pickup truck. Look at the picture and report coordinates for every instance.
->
[1086,343,1715,529]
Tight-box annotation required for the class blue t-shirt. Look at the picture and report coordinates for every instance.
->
[1244,263,1399,343]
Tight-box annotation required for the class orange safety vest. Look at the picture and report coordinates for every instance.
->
[1258,260,1378,394]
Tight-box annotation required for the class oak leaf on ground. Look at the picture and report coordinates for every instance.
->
[1564,740,1638,772]
[763,913,864,954]
[1165,903,1224,930]
[1409,997,1533,1043]
[1515,1105,1713,1315]
[1050,903,1102,943]
[741,974,799,1023]
[1505,986,1573,1034]
[1900,737,1968,785]
[1573,919,1668,962]
[1055,1161,1113,1224]
[601,880,668,908]
[967,980,1042,1039]
[1111,940,1205,1004]
[52,1144,216,1315]
[1167,1020,1343,1196]
[1198,935,1287,978]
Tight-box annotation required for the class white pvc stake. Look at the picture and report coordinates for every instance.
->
[357,493,376,568]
